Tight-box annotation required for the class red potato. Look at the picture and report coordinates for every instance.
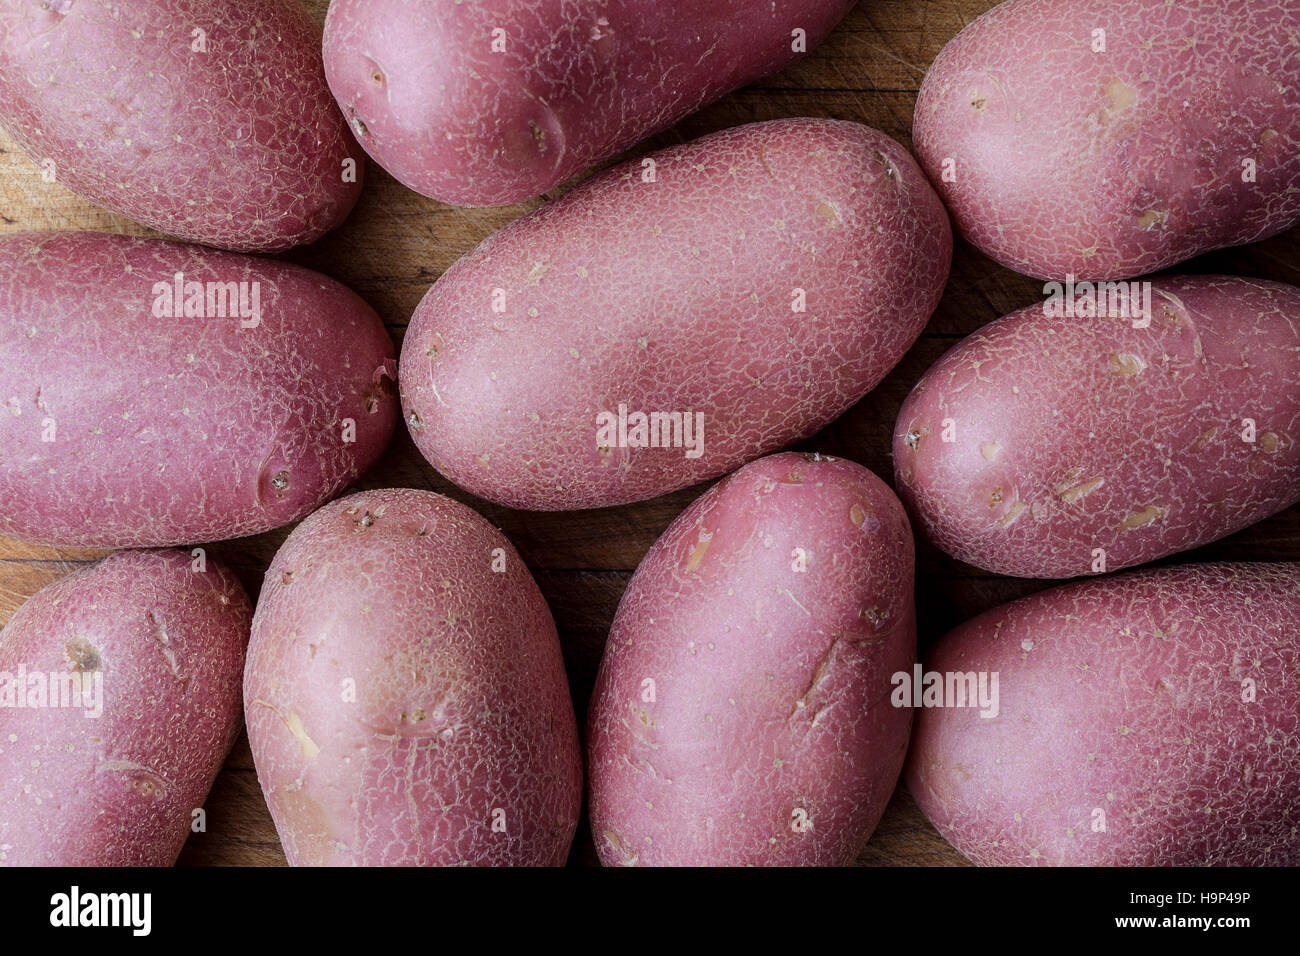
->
[914,0,1300,281]
[0,0,362,253]
[323,0,856,207]
[244,488,582,866]
[401,118,952,511]
[894,275,1300,579]
[906,563,1300,866]
[587,453,916,866]
[0,231,397,549]
[0,550,251,866]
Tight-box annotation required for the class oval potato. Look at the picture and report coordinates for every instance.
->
[401,118,951,511]
[914,0,1300,280]
[906,562,1300,866]
[323,0,856,206]
[0,0,362,252]
[587,452,916,866]
[244,488,582,866]
[0,231,397,549]
[0,550,250,866]
[894,275,1300,578]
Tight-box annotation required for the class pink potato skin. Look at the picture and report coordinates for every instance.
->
[0,232,397,549]
[914,0,1300,281]
[401,118,952,511]
[323,0,856,207]
[244,488,582,866]
[587,453,916,866]
[0,550,251,866]
[0,0,363,253]
[906,563,1300,866]
[894,276,1300,579]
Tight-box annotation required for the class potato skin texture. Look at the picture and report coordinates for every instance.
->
[906,563,1300,866]
[244,488,582,866]
[587,453,915,866]
[894,276,1300,579]
[0,232,397,549]
[914,0,1300,281]
[401,118,952,511]
[0,550,251,867]
[323,0,855,207]
[0,0,362,253]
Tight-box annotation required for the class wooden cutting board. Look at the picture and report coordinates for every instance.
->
[1,0,1296,867]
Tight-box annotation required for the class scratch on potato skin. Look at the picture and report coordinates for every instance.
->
[906,563,1300,867]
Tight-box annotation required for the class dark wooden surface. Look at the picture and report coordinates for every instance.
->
[1,0,1296,867]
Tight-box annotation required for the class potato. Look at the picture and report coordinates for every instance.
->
[894,275,1300,579]
[0,549,251,866]
[587,452,915,866]
[323,0,856,206]
[0,0,362,253]
[914,0,1300,281]
[0,232,397,549]
[906,562,1300,866]
[244,487,582,866]
[401,118,951,511]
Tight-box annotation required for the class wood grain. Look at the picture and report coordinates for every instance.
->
[1,0,1295,868]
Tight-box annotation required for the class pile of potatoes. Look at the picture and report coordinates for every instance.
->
[0,0,1295,868]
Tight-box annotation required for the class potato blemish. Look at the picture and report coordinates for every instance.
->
[99,761,167,799]
[65,637,101,673]
[980,441,1000,461]
[685,532,712,573]
[1104,78,1138,114]
[870,150,897,180]
[285,711,320,758]
[1117,503,1169,531]
[1057,475,1104,504]
[254,700,320,759]
[997,499,1026,527]
[1107,352,1146,377]
[348,109,369,140]
[603,830,639,866]
[148,610,183,681]
[814,200,840,224]
[1136,209,1167,230]
[861,606,886,628]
